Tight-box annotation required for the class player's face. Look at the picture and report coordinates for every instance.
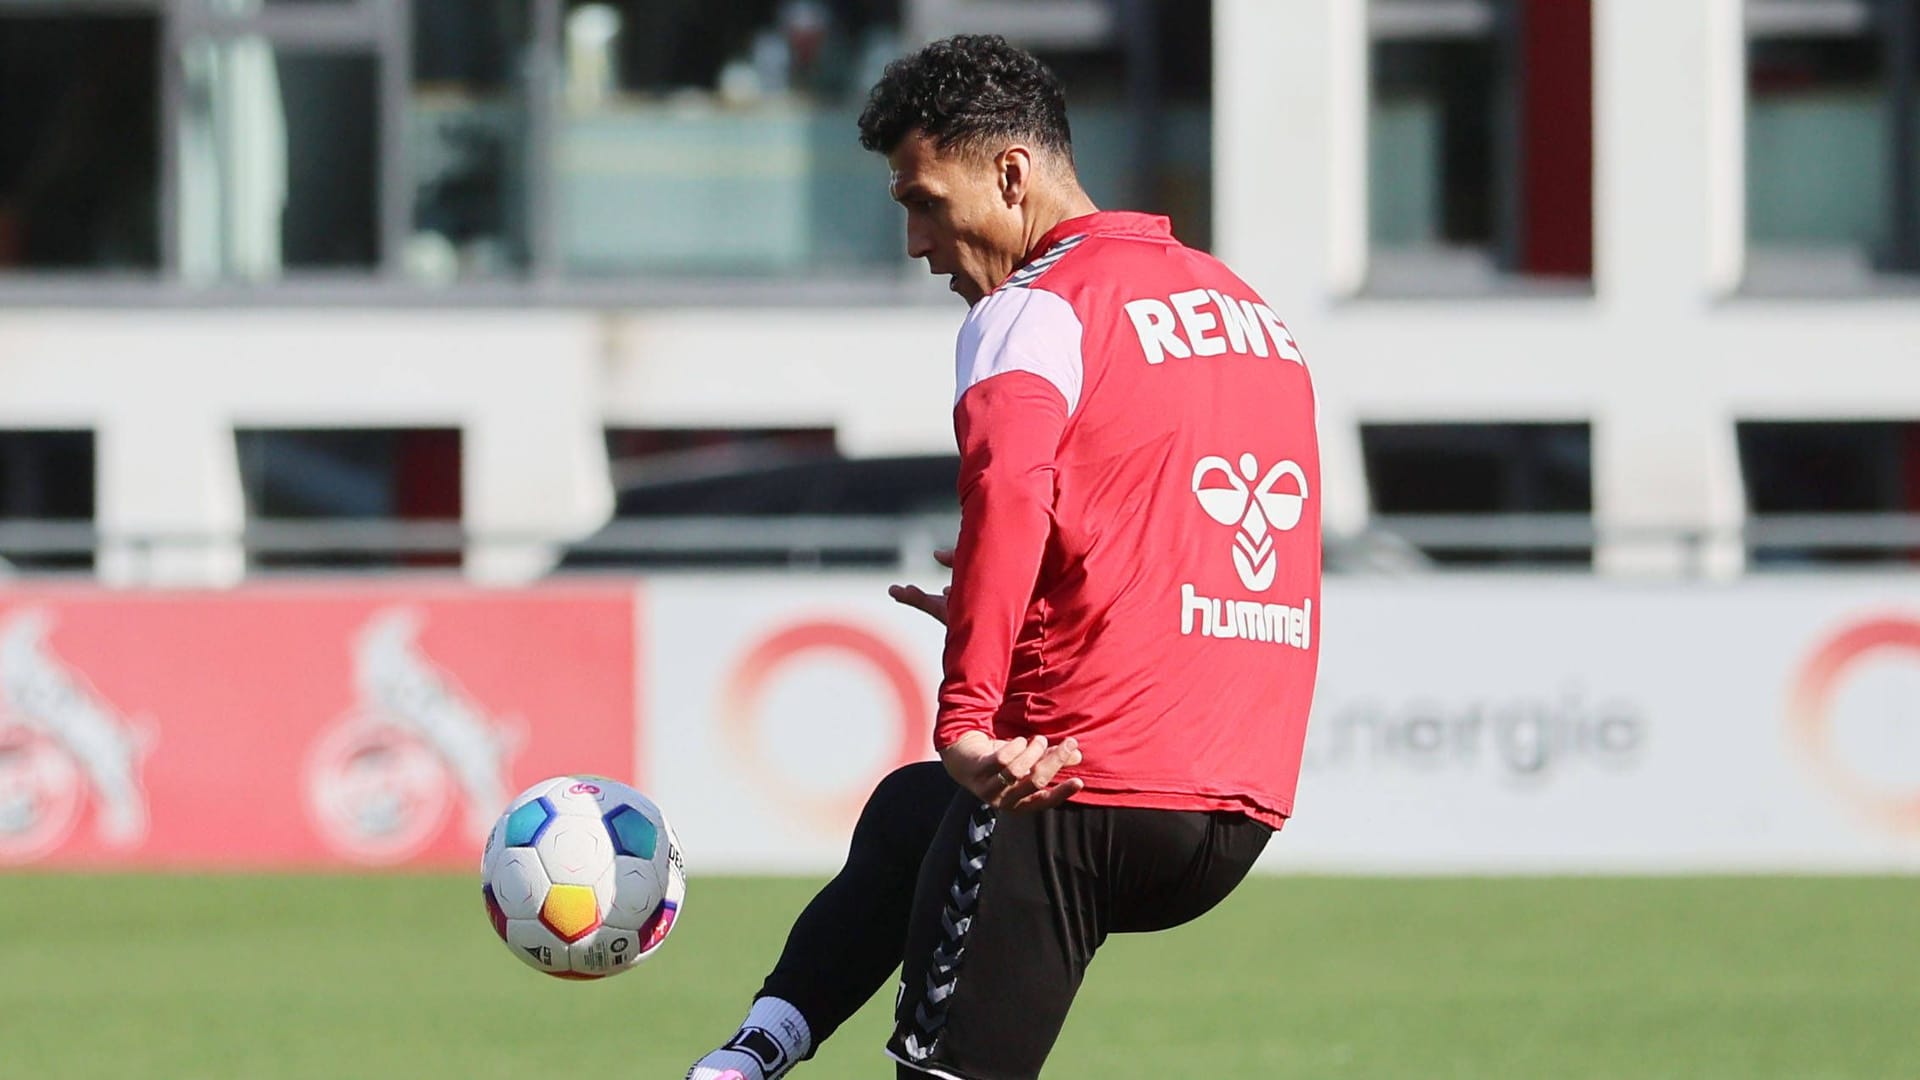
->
[888,132,1028,307]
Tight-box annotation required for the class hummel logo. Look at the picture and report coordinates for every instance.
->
[1192,453,1308,591]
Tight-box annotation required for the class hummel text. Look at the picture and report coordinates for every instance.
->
[1179,584,1312,648]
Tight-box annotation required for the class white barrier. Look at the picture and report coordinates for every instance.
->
[639,575,1920,875]
[1286,578,1920,873]
[643,577,947,872]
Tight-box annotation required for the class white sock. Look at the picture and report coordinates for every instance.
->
[686,997,812,1080]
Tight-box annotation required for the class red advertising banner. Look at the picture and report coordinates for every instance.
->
[0,585,638,870]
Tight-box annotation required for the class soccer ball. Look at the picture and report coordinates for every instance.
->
[481,776,685,980]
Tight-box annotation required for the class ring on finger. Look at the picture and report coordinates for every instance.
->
[997,769,1016,787]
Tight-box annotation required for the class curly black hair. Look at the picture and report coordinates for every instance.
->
[857,34,1073,161]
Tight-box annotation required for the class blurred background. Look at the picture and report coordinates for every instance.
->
[0,1,1917,1077]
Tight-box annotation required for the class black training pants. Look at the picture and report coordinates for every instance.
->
[757,762,1271,1080]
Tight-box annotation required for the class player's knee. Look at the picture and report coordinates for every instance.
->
[851,761,953,853]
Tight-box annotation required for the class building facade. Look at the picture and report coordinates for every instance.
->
[0,0,1916,582]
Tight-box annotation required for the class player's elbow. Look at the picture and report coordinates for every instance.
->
[960,463,1056,519]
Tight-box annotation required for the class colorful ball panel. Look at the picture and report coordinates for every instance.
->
[482,885,509,942]
[539,883,603,944]
[634,818,686,962]
[604,804,658,859]
[502,797,556,848]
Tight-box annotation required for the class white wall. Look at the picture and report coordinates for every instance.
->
[1215,0,1920,577]
[633,573,1920,874]
[3,0,1919,585]
[0,311,612,584]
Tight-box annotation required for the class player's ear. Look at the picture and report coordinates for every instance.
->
[998,146,1033,208]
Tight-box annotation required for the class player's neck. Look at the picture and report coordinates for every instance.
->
[1022,184,1100,259]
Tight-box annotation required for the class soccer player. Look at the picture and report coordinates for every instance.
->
[688,33,1320,1080]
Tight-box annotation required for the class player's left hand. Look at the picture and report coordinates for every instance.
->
[940,731,1083,812]
[888,547,955,625]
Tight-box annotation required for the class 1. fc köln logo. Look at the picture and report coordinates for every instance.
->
[1191,454,1309,591]
[305,609,519,864]
[0,609,151,864]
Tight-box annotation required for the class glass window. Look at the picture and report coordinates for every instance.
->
[235,428,461,569]
[553,0,1209,277]
[1027,2,1214,251]
[1746,0,1920,287]
[556,426,956,570]
[605,426,840,485]
[1363,421,1593,565]
[554,0,909,277]
[1368,0,1592,291]
[0,431,95,573]
[1737,420,1920,563]
[179,44,382,280]
[1,0,1209,289]
[409,0,534,280]
[0,12,160,273]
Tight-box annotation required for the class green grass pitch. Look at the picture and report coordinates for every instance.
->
[1,874,1914,1078]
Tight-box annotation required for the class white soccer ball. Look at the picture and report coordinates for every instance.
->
[481,776,685,980]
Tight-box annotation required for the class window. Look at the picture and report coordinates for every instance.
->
[178,1,539,283]
[0,11,160,273]
[1368,0,1592,292]
[181,45,383,279]
[1363,422,1593,565]
[0,431,95,573]
[1746,0,1920,289]
[1027,2,1215,251]
[235,428,461,569]
[604,427,840,493]
[0,0,1208,293]
[410,0,533,279]
[554,0,1211,276]
[552,0,908,277]
[1738,420,1920,563]
[557,427,957,570]
[174,1,397,283]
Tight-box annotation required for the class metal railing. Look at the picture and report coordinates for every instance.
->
[4,514,1920,581]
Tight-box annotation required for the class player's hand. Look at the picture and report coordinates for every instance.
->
[888,547,955,625]
[940,731,1083,813]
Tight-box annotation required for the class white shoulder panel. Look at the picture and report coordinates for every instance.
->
[953,286,1085,416]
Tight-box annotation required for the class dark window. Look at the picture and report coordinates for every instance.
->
[604,426,840,490]
[411,0,534,280]
[561,426,956,570]
[1738,420,1920,563]
[1363,421,1593,565]
[1746,0,1920,281]
[1369,0,1592,288]
[554,1,1209,275]
[1032,1,1215,249]
[179,46,381,278]
[0,13,160,272]
[0,431,95,572]
[236,428,461,569]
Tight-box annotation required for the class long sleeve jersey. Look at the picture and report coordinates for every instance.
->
[937,211,1321,828]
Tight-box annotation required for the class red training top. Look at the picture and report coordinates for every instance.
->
[937,211,1322,829]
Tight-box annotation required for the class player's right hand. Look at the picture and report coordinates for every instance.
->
[888,547,955,625]
[941,731,1084,813]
